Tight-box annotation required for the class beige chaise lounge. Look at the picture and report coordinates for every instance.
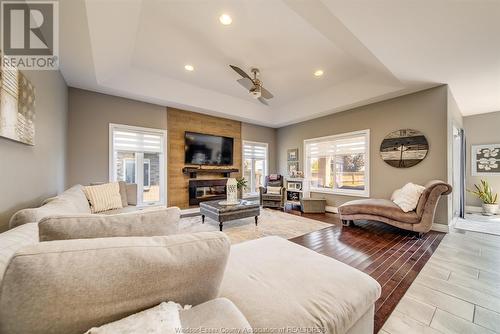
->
[338,180,452,235]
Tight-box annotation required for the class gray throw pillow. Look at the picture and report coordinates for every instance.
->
[118,181,129,207]
[38,207,180,241]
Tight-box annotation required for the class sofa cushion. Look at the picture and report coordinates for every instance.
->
[0,223,38,285]
[0,232,230,334]
[261,193,282,201]
[83,182,123,213]
[180,298,251,331]
[266,186,282,194]
[220,236,381,334]
[339,199,420,224]
[85,301,184,334]
[118,181,129,207]
[38,207,180,241]
[101,205,144,215]
[9,185,91,228]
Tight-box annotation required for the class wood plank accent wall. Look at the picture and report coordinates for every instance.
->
[167,108,242,208]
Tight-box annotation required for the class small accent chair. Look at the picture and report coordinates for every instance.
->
[259,175,286,209]
[338,180,452,235]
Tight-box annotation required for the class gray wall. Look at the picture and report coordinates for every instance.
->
[241,122,278,174]
[67,88,167,187]
[0,71,68,232]
[277,86,449,225]
[464,111,500,207]
[67,89,278,189]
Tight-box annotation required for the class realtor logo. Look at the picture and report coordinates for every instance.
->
[1,1,59,70]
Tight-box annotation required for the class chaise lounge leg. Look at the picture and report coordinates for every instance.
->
[342,219,352,227]
[416,232,424,239]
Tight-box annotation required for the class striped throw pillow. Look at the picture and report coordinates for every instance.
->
[83,182,123,213]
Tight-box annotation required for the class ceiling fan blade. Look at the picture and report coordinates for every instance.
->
[230,65,252,79]
[260,86,274,99]
[258,97,269,105]
[237,78,254,90]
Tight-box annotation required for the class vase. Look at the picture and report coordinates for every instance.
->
[237,188,243,200]
[482,203,498,216]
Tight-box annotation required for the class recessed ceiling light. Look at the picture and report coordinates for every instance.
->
[184,64,194,71]
[314,70,324,77]
[219,14,232,25]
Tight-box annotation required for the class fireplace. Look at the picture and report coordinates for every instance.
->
[189,179,227,205]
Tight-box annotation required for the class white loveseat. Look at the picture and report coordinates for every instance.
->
[9,184,140,229]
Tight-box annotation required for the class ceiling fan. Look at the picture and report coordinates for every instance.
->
[230,65,274,105]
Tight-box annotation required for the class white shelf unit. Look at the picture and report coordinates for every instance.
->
[285,178,305,209]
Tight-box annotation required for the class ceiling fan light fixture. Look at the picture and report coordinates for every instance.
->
[314,69,324,77]
[219,14,232,25]
[249,85,261,98]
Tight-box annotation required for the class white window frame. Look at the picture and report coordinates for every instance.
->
[242,140,269,197]
[122,158,137,184]
[143,159,151,189]
[304,129,370,197]
[109,123,167,206]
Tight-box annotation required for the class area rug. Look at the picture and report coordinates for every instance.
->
[455,214,500,236]
[179,209,331,244]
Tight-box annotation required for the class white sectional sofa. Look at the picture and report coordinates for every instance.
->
[0,186,381,334]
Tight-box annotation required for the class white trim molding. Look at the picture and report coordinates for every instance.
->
[431,223,450,233]
[109,123,167,206]
[303,129,370,198]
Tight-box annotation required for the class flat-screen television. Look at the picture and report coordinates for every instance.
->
[184,132,234,166]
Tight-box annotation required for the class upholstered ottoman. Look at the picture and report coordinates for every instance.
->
[300,197,327,213]
[220,236,381,334]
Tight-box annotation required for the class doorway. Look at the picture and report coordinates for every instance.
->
[452,126,465,219]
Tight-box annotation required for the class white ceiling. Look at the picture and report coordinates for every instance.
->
[59,0,500,127]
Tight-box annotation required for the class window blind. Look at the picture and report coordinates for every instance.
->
[113,130,163,153]
[243,142,267,159]
[305,134,367,158]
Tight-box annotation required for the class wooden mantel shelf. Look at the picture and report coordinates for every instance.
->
[182,167,239,178]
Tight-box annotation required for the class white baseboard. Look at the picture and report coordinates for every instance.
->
[466,205,483,213]
[431,223,449,233]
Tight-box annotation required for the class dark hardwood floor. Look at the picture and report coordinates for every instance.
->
[286,208,444,333]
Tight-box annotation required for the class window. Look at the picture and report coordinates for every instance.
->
[304,130,369,197]
[123,159,151,189]
[242,141,269,196]
[109,124,166,205]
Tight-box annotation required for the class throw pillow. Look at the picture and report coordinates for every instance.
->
[392,182,426,212]
[390,188,402,201]
[85,301,187,334]
[38,207,180,241]
[83,182,123,213]
[118,181,129,207]
[267,186,282,194]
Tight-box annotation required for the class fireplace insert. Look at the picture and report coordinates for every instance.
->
[188,179,228,205]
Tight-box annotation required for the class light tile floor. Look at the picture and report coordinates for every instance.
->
[381,226,500,334]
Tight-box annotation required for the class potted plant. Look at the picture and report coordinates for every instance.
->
[468,179,498,216]
[236,177,247,200]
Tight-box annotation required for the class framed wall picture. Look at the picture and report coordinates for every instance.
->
[0,68,36,145]
[472,144,500,176]
[287,148,299,161]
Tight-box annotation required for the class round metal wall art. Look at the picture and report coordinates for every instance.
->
[380,129,429,168]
